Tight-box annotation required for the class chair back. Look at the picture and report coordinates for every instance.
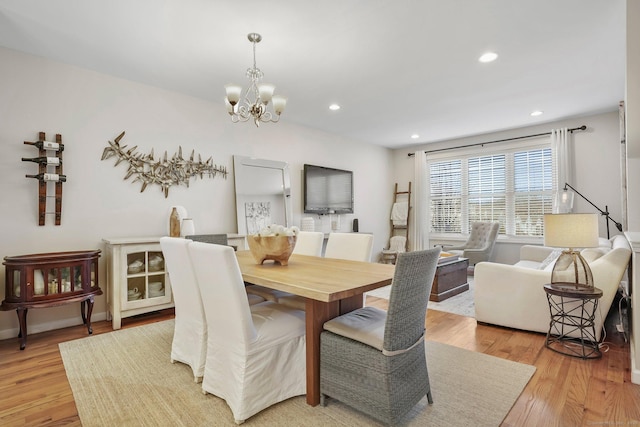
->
[466,221,499,250]
[188,241,257,347]
[160,236,204,322]
[293,231,324,257]
[159,236,207,378]
[324,232,373,262]
[186,234,228,245]
[384,247,441,352]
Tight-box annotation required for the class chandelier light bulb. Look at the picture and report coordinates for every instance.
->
[224,33,286,126]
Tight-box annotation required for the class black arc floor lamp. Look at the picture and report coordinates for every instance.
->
[559,183,623,239]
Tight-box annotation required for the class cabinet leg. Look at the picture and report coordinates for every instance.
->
[82,297,95,335]
[16,308,28,350]
[80,300,87,325]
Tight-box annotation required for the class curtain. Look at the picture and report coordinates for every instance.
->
[551,128,572,213]
[412,150,429,250]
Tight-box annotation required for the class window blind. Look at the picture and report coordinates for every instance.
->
[428,140,554,237]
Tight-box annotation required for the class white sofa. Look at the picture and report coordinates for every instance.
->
[474,235,631,340]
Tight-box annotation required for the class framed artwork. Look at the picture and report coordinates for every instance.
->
[245,202,271,235]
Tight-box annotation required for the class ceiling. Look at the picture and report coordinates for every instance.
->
[0,1,626,149]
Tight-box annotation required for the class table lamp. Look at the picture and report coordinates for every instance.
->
[543,213,599,288]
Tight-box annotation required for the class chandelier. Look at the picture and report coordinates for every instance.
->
[224,33,287,126]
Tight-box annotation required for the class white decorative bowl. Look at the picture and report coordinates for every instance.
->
[148,255,164,271]
[149,281,163,291]
[127,259,144,274]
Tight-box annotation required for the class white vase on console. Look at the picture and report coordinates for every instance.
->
[180,218,195,237]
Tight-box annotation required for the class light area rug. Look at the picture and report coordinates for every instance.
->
[59,319,535,427]
[366,276,476,318]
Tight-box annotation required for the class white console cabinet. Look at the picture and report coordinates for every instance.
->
[103,234,246,329]
[103,237,174,329]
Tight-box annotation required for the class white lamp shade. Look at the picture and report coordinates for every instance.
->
[272,95,287,114]
[544,213,599,248]
[257,83,275,104]
[224,84,242,105]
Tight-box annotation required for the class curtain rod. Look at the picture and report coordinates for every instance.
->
[407,125,586,157]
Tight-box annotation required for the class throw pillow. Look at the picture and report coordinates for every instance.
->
[539,248,564,270]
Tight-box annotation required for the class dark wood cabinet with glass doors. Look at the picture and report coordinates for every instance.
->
[1,250,102,349]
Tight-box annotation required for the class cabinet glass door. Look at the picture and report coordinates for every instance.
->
[123,247,170,307]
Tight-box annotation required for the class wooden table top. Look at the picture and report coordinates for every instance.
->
[235,251,395,302]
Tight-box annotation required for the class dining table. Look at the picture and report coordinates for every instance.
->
[235,250,395,406]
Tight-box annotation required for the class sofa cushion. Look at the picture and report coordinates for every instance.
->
[515,260,544,269]
[598,237,613,249]
[580,247,608,263]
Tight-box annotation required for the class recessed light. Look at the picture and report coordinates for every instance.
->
[329,104,341,111]
[411,134,420,139]
[479,52,498,63]
[531,110,543,117]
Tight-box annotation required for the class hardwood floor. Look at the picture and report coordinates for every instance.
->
[1,300,638,426]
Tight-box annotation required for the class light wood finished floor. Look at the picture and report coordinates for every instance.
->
[0,298,638,426]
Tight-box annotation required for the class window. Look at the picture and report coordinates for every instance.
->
[428,142,554,237]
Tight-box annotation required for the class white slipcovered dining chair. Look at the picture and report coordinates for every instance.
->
[324,232,374,262]
[188,241,307,424]
[186,234,265,306]
[292,231,324,257]
[246,231,326,310]
[159,236,207,382]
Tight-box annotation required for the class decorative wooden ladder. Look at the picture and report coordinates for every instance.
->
[382,182,412,264]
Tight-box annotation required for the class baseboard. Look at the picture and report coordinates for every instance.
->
[0,311,107,341]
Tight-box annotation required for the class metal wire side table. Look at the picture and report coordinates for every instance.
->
[543,283,603,359]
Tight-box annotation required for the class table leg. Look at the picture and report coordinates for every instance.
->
[339,294,364,314]
[305,299,339,406]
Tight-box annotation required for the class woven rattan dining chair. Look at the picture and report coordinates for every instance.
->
[320,247,441,425]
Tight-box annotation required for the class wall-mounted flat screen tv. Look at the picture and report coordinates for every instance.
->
[303,164,354,214]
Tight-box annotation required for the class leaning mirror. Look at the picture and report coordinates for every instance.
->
[233,155,292,235]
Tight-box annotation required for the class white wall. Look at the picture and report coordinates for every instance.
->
[0,47,393,339]
[625,0,640,385]
[390,110,623,265]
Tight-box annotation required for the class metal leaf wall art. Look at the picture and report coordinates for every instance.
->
[101,131,228,198]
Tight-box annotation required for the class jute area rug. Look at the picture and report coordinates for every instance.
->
[59,319,535,427]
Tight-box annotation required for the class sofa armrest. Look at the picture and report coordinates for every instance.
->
[519,245,554,263]
[474,261,553,334]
